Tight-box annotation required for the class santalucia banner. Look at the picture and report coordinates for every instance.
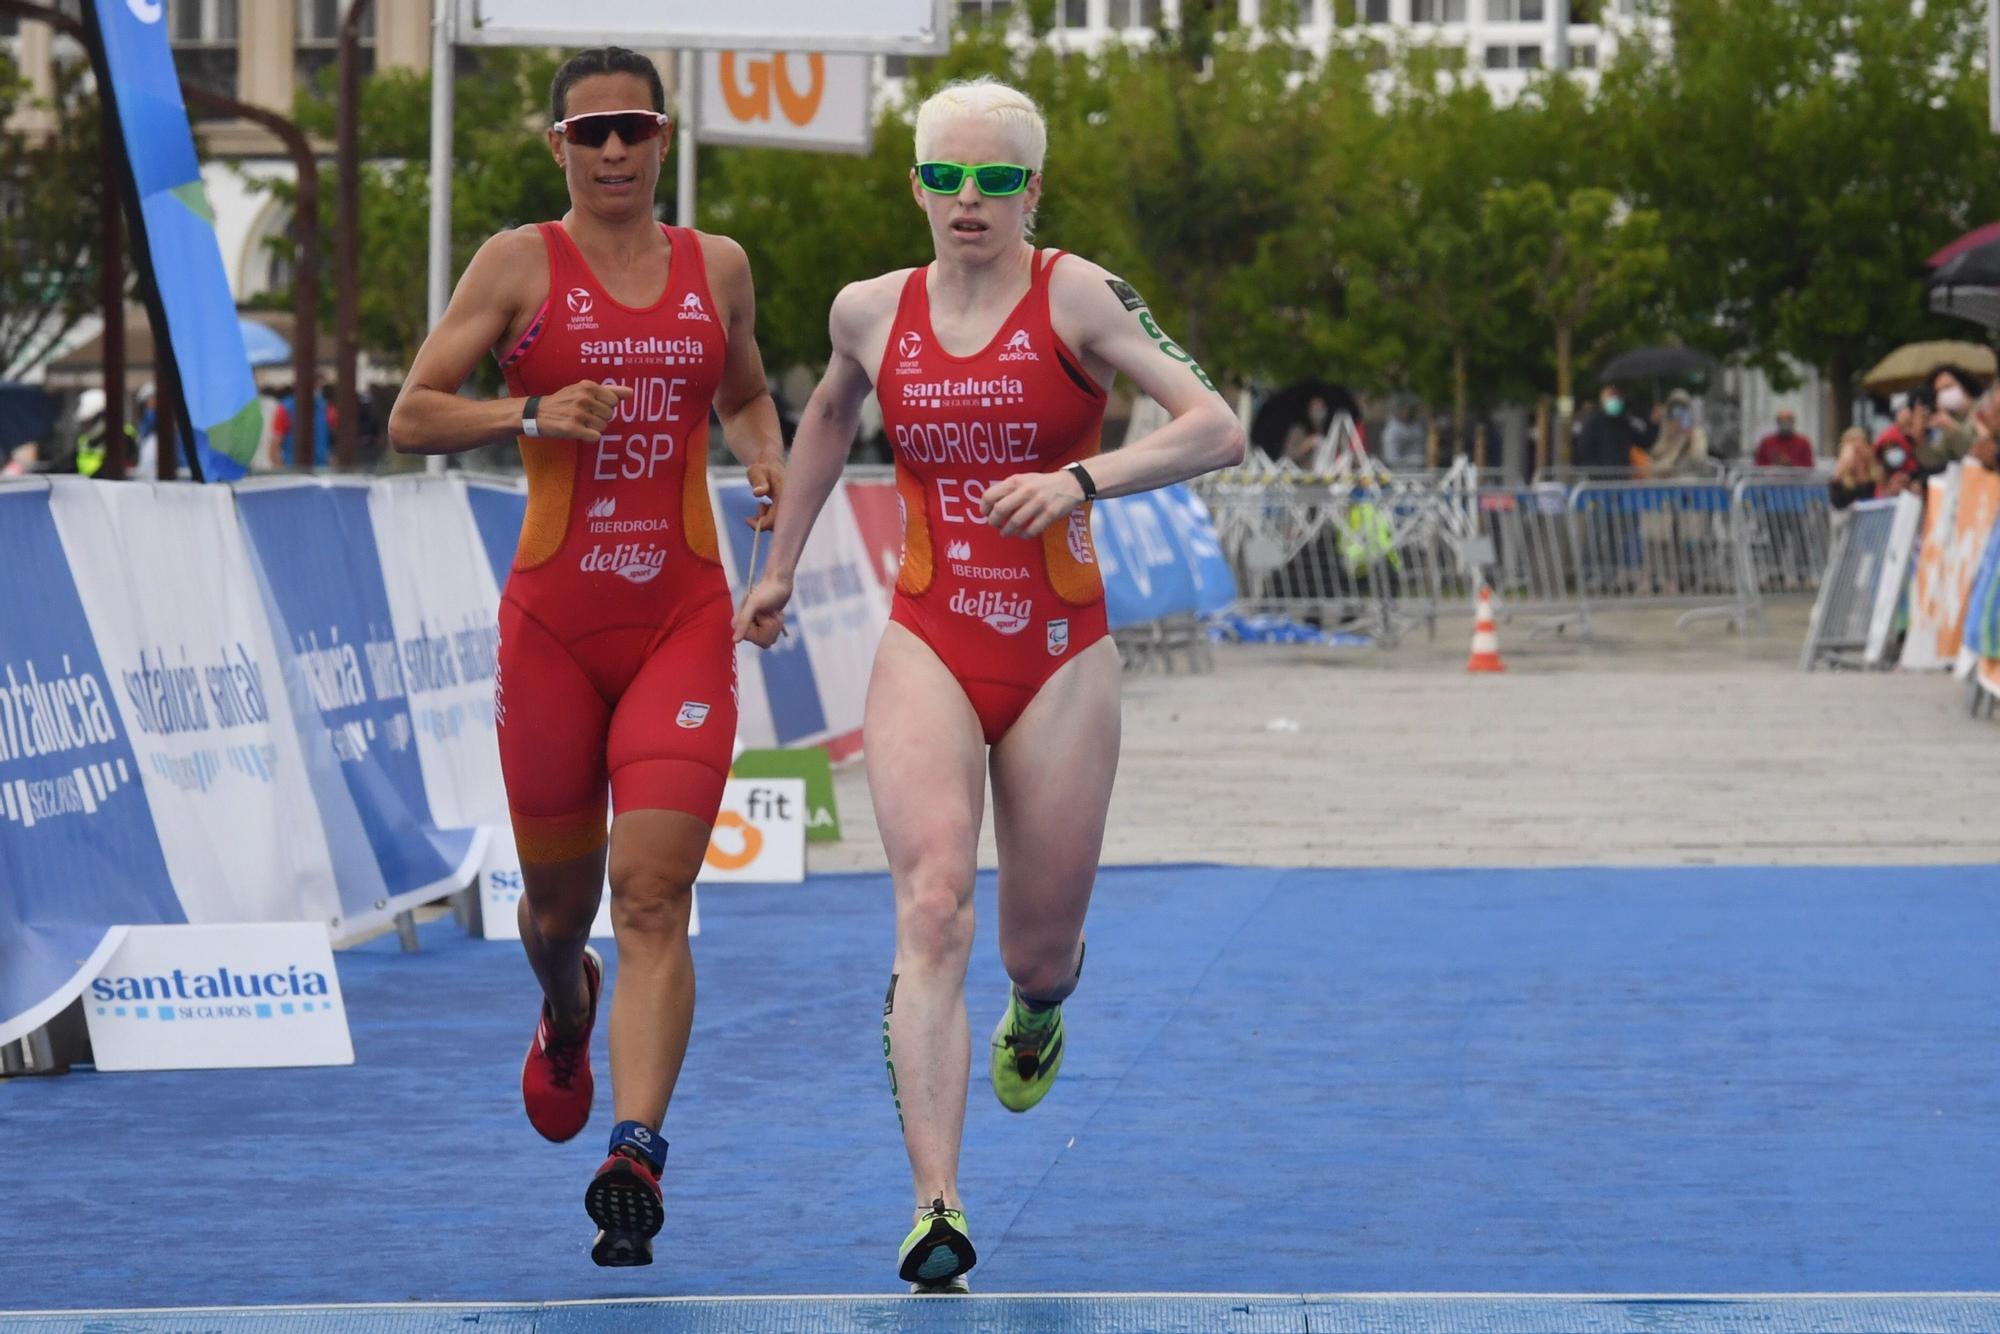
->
[0,480,341,1046]
[232,478,484,938]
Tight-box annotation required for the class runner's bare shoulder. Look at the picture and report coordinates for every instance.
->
[830,269,914,364]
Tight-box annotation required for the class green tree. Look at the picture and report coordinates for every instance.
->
[1482,181,1668,463]
[0,52,106,378]
[1601,0,2000,427]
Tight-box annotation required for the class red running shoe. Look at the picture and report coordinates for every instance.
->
[521,944,603,1142]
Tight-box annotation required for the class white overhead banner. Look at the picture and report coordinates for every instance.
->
[697,52,873,154]
[456,0,951,54]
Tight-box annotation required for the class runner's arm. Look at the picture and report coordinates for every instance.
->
[732,281,882,647]
[704,234,785,526]
[981,260,1243,538]
[389,231,628,453]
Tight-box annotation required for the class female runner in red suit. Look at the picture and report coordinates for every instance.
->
[390,47,784,1268]
[733,76,1242,1292]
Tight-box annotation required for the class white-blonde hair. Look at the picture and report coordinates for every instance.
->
[913,77,1047,170]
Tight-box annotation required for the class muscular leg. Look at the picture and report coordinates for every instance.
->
[518,843,610,1038]
[604,808,710,1129]
[990,638,1122,1004]
[865,623,987,1214]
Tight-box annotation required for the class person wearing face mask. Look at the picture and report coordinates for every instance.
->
[1753,409,1815,469]
[1874,390,1930,495]
[1575,382,1655,470]
[1919,366,1991,471]
[1647,388,1709,476]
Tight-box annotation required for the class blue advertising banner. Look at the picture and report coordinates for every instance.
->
[716,482,829,744]
[88,0,262,478]
[0,487,181,1045]
[464,481,528,592]
[1154,484,1238,617]
[234,482,477,922]
[1093,491,1200,631]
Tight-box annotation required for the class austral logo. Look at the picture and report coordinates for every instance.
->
[579,542,668,584]
[949,588,1031,635]
[585,495,670,536]
[91,964,333,1022]
[998,329,1039,363]
[679,292,712,323]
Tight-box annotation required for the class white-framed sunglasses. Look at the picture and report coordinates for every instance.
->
[550,110,672,148]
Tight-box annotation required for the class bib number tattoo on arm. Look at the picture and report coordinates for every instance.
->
[1106,279,1217,391]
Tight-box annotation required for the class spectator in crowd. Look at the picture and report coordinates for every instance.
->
[1575,382,1654,470]
[1379,398,1427,469]
[51,387,136,477]
[1647,388,1709,475]
[1753,409,1815,469]
[1873,389,1928,494]
[1281,395,1331,468]
[1829,426,1884,510]
[133,381,161,479]
[268,379,335,470]
[1925,383,2000,473]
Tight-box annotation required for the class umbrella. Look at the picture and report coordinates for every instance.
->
[1248,377,1365,455]
[1927,220,2000,270]
[1861,340,1997,395]
[1596,346,1720,384]
[238,316,292,369]
[1931,236,2000,290]
[1930,284,2000,333]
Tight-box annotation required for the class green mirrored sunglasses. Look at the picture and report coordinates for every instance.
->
[915,161,1035,197]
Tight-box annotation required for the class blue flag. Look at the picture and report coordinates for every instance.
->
[90,0,263,480]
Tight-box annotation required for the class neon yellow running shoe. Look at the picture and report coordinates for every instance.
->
[898,1196,976,1290]
[989,988,1065,1112]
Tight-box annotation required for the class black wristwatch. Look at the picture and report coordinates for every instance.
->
[1065,461,1098,502]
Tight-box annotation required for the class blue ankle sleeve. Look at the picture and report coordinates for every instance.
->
[608,1120,667,1172]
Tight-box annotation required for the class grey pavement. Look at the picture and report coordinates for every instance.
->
[811,604,2000,872]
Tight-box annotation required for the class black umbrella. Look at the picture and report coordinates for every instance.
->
[1596,346,1721,385]
[1248,377,1365,456]
[1930,283,2000,333]
[0,382,57,452]
[1931,236,2000,289]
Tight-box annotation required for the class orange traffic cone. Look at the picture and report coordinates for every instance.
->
[1467,584,1505,673]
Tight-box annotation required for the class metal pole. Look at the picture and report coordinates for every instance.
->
[677,50,697,229]
[335,0,374,470]
[425,0,454,476]
[1551,0,1569,73]
[99,110,127,480]
[1990,0,1999,135]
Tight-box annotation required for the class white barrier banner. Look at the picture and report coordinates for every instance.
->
[702,778,807,883]
[697,52,874,154]
[1865,493,1925,665]
[45,479,342,926]
[478,828,705,941]
[369,478,509,829]
[82,923,354,1071]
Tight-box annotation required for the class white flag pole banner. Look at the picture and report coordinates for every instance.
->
[368,477,509,829]
[81,923,354,1071]
[43,479,345,928]
[695,51,874,155]
[456,0,950,53]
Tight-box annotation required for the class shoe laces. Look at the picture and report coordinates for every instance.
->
[541,1011,586,1089]
[923,1195,959,1224]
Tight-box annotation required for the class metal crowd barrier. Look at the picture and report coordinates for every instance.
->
[1800,499,1901,670]
[1197,468,1836,645]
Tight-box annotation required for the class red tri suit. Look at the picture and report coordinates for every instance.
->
[877,250,1110,744]
[494,222,736,862]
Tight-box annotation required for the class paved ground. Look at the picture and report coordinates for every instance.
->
[814,603,2000,872]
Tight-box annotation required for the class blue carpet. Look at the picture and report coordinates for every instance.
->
[1,864,1995,1311]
